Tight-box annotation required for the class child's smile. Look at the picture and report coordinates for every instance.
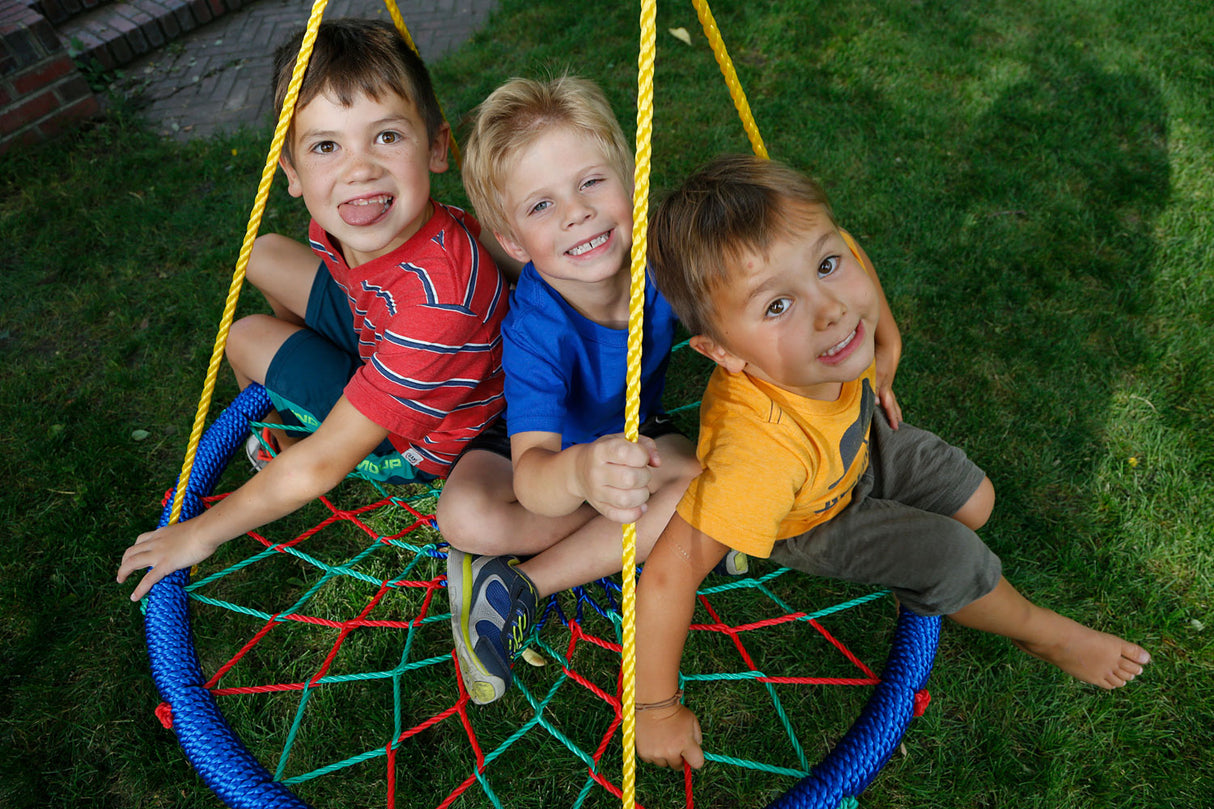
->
[695,205,880,401]
[495,126,634,305]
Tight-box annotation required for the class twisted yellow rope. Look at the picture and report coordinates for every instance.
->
[619,0,658,804]
[166,0,452,527]
[616,3,765,804]
[692,0,768,159]
[167,0,331,526]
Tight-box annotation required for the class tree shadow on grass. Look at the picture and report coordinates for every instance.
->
[905,51,1170,574]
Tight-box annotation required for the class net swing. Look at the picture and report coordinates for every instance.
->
[137,1,942,807]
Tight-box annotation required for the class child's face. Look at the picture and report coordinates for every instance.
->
[281,88,449,267]
[691,205,879,401]
[494,126,633,294]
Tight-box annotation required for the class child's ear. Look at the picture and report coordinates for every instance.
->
[279,154,303,199]
[689,334,747,374]
[429,123,451,174]
[493,230,531,264]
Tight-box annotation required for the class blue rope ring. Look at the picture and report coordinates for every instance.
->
[142,384,941,809]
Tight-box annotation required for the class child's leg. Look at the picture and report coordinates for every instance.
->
[446,434,699,705]
[226,234,324,447]
[951,475,995,532]
[949,577,1150,689]
[437,448,598,554]
[246,233,319,325]
[517,433,699,595]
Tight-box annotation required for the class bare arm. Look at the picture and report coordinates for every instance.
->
[118,397,389,601]
[510,430,660,523]
[635,513,729,770]
[846,232,903,427]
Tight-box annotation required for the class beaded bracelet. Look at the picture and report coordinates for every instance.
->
[634,689,684,712]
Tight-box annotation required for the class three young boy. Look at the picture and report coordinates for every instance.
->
[118,16,1149,774]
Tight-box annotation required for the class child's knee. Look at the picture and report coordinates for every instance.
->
[952,476,995,531]
[654,436,701,491]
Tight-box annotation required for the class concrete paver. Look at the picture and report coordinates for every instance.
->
[116,0,498,140]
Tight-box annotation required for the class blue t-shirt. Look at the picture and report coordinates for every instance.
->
[501,262,677,449]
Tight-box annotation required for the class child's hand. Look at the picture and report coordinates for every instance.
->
[874,342,903,429]
[575,434,660,523]
[636,704,705,770]
[117,523,220,602]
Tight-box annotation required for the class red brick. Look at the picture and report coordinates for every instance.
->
[187,0,211,26]
[36,93,100,138]
[54,72,92,104]
[12,54,74,95]
[0,87,56,135]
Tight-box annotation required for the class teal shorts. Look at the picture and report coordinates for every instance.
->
[263,263,434,485]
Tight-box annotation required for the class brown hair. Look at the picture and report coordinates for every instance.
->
[461,75,633,238]
[272,18,444,161]
[647,154,834,338]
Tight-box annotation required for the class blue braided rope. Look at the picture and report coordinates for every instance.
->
[766,610,941,809]
[140,389,940,809]
[142,384,309,809]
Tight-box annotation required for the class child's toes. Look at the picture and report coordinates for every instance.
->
[1123,643,1151,666]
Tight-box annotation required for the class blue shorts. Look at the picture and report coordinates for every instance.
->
[263,263,433,485]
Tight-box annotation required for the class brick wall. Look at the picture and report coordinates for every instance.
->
[1,0,99,153]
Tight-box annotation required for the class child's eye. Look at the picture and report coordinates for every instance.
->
[377,131,401,145]
[765,297,791,317]
[529,200,551,215]
[818,255,840,278]
[581,177,604,191]
[311,141,337,154]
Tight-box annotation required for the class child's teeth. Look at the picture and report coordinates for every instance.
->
[823,330,856,357]
[568,233,608,256]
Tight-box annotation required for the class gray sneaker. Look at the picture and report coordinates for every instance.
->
[244,427,277,472]
[715,550,749,576]
[446,548,539,705]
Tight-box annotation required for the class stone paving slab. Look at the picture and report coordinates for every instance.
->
[115,0,497,140]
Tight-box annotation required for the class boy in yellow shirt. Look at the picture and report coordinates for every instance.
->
[634,154,1151,770]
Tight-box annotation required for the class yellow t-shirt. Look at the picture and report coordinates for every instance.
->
[676,363,876,557]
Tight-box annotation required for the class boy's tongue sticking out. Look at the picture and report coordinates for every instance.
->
[340,194,393,226]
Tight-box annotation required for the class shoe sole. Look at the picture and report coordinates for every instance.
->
[446,549,507,705]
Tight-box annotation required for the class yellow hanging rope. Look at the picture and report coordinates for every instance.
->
[165,0,449,527]
[692,0,768,159]
[619,0,657,804]
[166,0,330,527]
[618,3,764,804]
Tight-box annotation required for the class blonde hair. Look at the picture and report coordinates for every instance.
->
[462,75,634,238]
[648,154,835,338]
[272,19,444,162]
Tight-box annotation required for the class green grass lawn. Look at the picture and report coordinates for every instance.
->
[2,0,1211,807]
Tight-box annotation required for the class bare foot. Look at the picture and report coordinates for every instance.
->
[1014,612,1151,689]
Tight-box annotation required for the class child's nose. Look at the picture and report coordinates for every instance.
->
[812,292,846,330]
[345,150,382,180]
[563,198,593,228]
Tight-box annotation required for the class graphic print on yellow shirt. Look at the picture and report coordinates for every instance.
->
[677,363,876,558]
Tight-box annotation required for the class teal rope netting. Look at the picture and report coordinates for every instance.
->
[142,372,939,809]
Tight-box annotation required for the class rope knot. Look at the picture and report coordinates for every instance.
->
[154,701,174,729]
